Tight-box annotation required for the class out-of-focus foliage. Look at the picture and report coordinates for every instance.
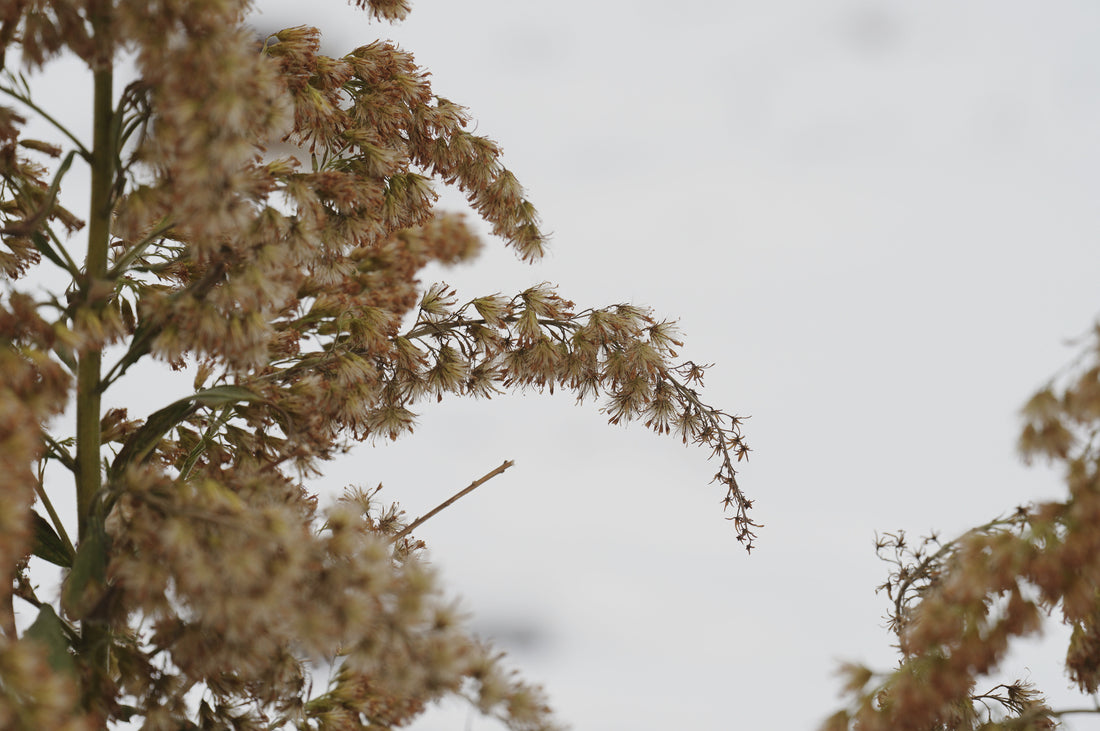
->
[0,1,751,728]
[824,324,1100,730]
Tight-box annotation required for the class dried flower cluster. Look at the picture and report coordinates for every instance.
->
[824,324,1100,730]
[0,1,751,729]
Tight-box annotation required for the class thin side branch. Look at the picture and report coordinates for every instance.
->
[33,479,75,559]
[392,460,515,541]
[0,76,92,160]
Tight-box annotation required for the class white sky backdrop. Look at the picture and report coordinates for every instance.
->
[20,0,1100,729]
[257,1,1100,729]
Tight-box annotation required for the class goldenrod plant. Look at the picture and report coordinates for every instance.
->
[0,1,752,728]
[825,327,1100,730]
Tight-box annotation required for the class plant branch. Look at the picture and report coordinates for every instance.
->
[33,479,76,560]
[177,405,235,480]
[0,75,92,160]
[392,460,514,541]
[0,148,80,246]
[1047,707,1100,719]
[44,223,82,276]
[100,257,229,391]
[890,514,1026,632]
[105,217,173,278]
[12,572,43,610]
[42,432,77,473]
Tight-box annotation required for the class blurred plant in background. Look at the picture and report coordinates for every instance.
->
[0,0,751,728]
[826,326,1100,730]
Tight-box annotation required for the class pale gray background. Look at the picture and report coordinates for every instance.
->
[20,1,1100,729]
[255,1,1100,729]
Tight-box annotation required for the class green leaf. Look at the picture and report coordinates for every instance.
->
[42,433,77,472]
[110,386,262,477]
[110,399,196,476]
[25,604,76,677]
[30,511,73,568]
[191,385,261,407]
[29,230,69,270]
[61,526,107,620]
[52,340,77,372]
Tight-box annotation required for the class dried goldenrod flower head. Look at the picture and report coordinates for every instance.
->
[826,327,1100,730]
[0,2,750,729]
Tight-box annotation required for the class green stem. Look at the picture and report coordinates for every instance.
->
[75,67,113,541]
[71,7,118,719]
[72,54,116,721]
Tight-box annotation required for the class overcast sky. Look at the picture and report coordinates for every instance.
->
[21,1,1100,729]
[236,2,1100,729]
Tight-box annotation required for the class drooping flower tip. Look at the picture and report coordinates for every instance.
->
[353,0,412,23]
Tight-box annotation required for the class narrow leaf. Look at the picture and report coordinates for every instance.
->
[30,511,73,568]
[52,340,77,372]
[110,386,261,477]
[29,230,69,270]
[61,526,107,620]
[110,400,196,477]
[25,604,76,677]
[46,148,77,194]
[191,385,261,407]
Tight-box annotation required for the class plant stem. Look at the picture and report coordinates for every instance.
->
[0,79,92,160]
[75,66,113,542]
[392,460,514,541]
[73,33,116,716]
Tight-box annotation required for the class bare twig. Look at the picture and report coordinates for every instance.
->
[392,460,515,541]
